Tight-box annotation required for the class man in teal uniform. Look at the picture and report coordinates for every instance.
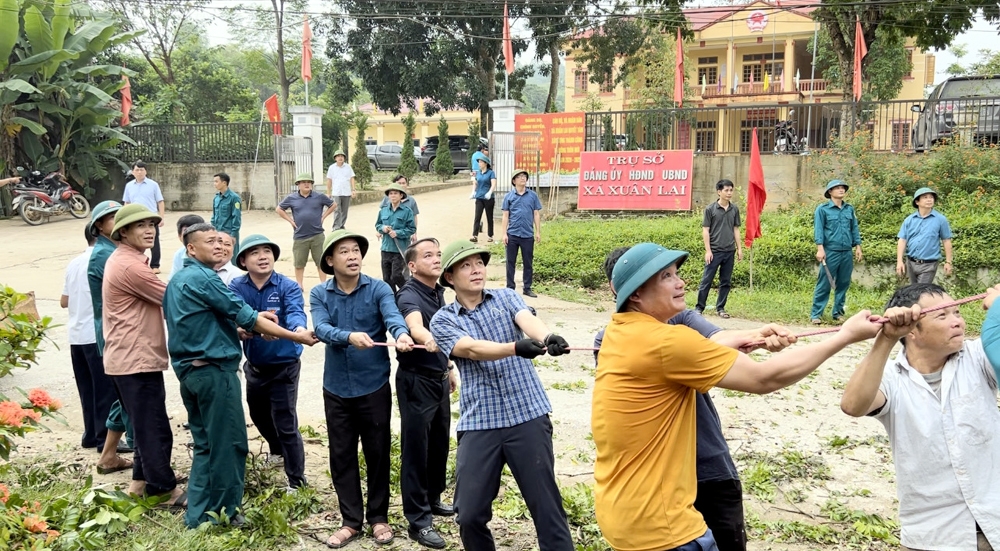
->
[87,200,135,475]
[211,172,242,249]
[164,223,318,528]
[810,180,863,324]
[375,183,416,293]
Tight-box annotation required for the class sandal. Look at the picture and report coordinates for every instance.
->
[487,237,494,243]
[326,526,360,549]
[469,236,478,243]
[372,523,395,546]
[96,455,133,475]
[717,310,732,319]
[156,490,188,510]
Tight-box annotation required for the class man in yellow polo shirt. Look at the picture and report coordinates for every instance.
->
[593,243,879,551]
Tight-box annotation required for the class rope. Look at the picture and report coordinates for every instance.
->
[564,292,989,353]
[373,341,427,350]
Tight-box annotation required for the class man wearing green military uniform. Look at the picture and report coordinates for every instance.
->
[810,180,863,325]
[212,172,242,250]
[87,200,135,475]
[164,223,318,528]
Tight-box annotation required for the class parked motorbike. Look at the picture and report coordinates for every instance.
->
[773,110,808,155]
[14,168,91,226]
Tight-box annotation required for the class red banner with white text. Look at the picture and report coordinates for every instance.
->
[577,150,694,211]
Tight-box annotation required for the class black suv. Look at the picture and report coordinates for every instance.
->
[419,135,490,173]
[911,75,1000,151]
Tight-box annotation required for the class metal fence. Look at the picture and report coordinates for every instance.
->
[586,96,1000,154]
[121,121,293,163]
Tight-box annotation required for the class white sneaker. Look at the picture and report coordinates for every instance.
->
[265,454,284,469]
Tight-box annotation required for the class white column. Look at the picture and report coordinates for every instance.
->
[488,99,524,189]
[288,105,326,183]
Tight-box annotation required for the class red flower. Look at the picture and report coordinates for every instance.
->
[23,515,47,533]
[0,401,25,427]
[0,483,8,504]
[27,389,53,409]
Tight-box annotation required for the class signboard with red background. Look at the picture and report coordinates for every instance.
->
[515,112,585,186]
[577,150,695,211]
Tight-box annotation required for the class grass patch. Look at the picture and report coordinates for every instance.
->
[550,380,588,393]
[736,448,832,502]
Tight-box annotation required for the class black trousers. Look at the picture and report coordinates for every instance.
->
[323,383,392,531]
[245,359,306,488]
[505,235,535,292]
[696,250,735,312]
[455,416,573,551]
[396,369,451,530]
[150,224,161,269]
[70,343,116,449]
[112,371,177,496]
[473,197,495,237]
[380,250,408,294]
[694,479,747,551]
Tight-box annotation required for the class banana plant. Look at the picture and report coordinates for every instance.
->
[1,0,144,190]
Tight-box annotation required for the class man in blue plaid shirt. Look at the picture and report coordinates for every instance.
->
[430,240,574,551]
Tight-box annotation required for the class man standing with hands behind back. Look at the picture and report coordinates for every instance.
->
[325,150,356,231]
[896,187,953,285]
[696,179,742,319]
[501,170,543,298]
[211,173,242,250]
[122,161,165,273]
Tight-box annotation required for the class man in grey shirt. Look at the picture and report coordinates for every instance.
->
[696,179,743,319]
[276,173,337,288]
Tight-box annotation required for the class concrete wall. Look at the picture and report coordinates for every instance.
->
[145,162,278,212]
[542,153,822,215]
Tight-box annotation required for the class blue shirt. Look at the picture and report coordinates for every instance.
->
[212,188,242,244]
[978,303,1000,383]
[122,177,163,213]
[309,275,410,398]
[502,188,542,239]
[474,170,495,199]
[898,209,952,261]
[430,288,552,431]
[375,204,415,253]
[813,200,862,251]
[229,271,306,366]
[279,190,335,240]
[164,257,258,380]
[169,247,186,280]
[593,309,740,482]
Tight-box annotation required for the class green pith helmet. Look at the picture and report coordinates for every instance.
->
[320,229,369,274]
[88,200,123,236]
[111,204,162,241]
[384,183,408,198]
[611,243,688,313]
[295,173,314,184]
[911,187,938,208]
[235,234,280,270]
[824,179,849,199]
[439,240,491,288]
[334,149,346,160]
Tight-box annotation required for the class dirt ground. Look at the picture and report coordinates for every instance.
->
[0,184,902,549]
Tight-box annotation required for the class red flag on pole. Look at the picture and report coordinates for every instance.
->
[853,16,867,102]
[673,28,684,107]
[120,74,132,126]
[745,126,766,249]
[264,94,281,135]
[302,17,313,82]
[502,2,514,74]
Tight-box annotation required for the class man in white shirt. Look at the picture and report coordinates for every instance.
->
[61,226,117,452]
[324,149,356,231]
[169,214,205,280]
[215,232,239,285]
[122,161,166,273]
[841,282,1000,551]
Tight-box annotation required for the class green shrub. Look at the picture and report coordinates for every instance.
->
[433,117,455,180]
[351,114,373,189]
[398,112,419,179]
[467,119,481,168]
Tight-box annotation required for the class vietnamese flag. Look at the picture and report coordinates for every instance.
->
[673,28,684,107]
[853,16,867,102]
[744,126,766,249]
[302,17,313,82]
[264,94,281,135]
[120,74,132,126]
[502,2,514,74]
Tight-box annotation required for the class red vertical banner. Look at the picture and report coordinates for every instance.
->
[673,28,684,107]
[302,17,313,82]
[853,16,867,102]
[744,126,767,248]
[264,94,282,135]
[120,74,132,126]
[502,2,514,75]
[515,112,585,186]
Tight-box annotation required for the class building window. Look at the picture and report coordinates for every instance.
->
[892,122,911,150]
[695,121,717,152]
[904,48,914,78]
[600,72,614,93]
[698,67,718,86]
[741,53,784,83]
[574,69,588,94]
[740,115,775,152]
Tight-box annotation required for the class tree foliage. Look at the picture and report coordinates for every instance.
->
[351,113,372,189]
[813,0,1000,101]
[809,26,911,101]
[433,116,454,181]
[466,118,481,168]
[945,45,1000,77]
[398,111,419,178]
[525,0,586,113]
[1,0,140,189]
[625,31,681,109]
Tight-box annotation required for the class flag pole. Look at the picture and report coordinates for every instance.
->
[248,107,265,211]
[749,246,754,291]
[306,80,310,107]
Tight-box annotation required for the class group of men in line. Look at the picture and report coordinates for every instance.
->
[696,178,953,325]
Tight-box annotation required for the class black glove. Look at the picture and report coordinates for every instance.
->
[544,334,570,356]
[514,338,546,359]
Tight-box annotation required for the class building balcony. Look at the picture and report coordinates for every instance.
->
[683,79,838,101]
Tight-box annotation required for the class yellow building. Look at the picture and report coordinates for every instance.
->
[346,99,478,148]
[564,1,936,152]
